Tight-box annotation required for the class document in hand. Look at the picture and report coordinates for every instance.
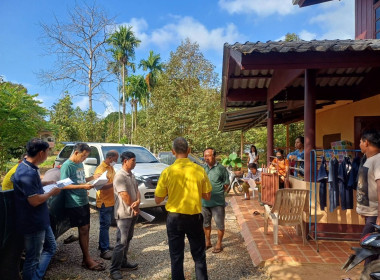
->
[139,210,155,222]
[43,178,74,193]
[88,171,108,191]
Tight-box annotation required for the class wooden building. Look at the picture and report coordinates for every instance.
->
[219,1,380,238]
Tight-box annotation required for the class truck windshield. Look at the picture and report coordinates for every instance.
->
[101,146,159,164]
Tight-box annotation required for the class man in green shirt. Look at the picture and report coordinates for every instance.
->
[60,143,104,271]
[202,148,230,254]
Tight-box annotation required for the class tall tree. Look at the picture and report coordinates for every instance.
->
[39,2,114,110]
[0,81,47,172]
[50,94,78,142]
[139,50,164,92]
[107,25,141,138]
[125,75,148,142]
[135,39,239,154]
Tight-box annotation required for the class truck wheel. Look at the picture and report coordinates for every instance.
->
[360,259,380,280]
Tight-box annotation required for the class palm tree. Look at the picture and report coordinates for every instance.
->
[124,75,148,143]
[107,25,141,138]
[139,50,164,94]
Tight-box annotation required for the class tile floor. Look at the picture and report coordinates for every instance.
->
[229,194,359,266]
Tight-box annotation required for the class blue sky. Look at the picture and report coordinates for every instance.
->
[0,0,354,117]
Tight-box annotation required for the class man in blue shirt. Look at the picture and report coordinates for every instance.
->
[13,138,61,280]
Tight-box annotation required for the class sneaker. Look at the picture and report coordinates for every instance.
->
[121,261,138,271]
[100,250,113,260]
[110,271,123,280]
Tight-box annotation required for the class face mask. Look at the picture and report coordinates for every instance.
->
[110,161,116,167]
[277,156,282,159]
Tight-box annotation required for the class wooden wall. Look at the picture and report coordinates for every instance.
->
[355,0,374,39]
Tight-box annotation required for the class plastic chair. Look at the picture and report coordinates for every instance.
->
[264,188,309,245]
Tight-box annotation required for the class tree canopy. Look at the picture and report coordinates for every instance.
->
[0,81,48,171]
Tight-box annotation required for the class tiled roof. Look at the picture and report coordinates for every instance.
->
[226,39,380,54]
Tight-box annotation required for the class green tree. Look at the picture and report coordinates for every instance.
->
[107,25,141,138]
[0,81,47,172]
[139,50,164,92]
[135,39,239,154]
[285,32,301,41]
[125,75,148,142]
[50,94,78,142]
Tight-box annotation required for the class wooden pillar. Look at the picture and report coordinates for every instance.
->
[304,69,316,182]
[240,131,244,159]
[286,124,290,154]
[267,98,274,166]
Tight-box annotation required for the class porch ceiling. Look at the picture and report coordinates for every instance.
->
[220,39,380,132]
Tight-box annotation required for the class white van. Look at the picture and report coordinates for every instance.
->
[54,143,168,209]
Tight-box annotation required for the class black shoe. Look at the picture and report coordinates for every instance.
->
[110,271,123,280]
[121,261,138,271]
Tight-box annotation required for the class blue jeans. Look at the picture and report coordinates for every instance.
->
[99,204,113,252]
[23,226,56,280]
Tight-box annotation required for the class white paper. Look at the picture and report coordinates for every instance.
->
[140,210,155,222]
[89,171,109,190]
[43,178,73,193]
[56,178,74,188]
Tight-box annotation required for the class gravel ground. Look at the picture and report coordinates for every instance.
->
[44,196,269,280]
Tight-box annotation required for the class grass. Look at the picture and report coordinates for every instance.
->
[40,155,56,168]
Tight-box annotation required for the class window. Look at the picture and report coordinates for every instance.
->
[376,4,380,39]
[89,146,100,164]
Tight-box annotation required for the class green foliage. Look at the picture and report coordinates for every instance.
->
[221,153,242,169]
[285,32,301,42]
[0,81,47,172]
[134,39,240,154]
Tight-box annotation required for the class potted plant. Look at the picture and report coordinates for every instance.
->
[222,152,243,176]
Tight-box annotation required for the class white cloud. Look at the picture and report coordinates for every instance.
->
[299,30,317,41]
[310,1,354,40]
[148,16,246,51]
[218,0,297,16]
[101,98,116,118]
[114,16,245,52]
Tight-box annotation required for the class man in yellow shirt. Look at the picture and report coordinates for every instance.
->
[2,154,26,191]
[155,137,212,280]
[94,150,119,260]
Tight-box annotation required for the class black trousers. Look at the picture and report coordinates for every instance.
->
[166,212,208,280]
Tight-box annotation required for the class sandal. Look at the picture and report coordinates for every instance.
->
[212,247,223,254]
[206,245,212,250]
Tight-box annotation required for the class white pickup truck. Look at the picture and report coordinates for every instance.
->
[54,143,168,209]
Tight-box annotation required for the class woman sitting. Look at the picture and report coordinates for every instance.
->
[242,163,261,200]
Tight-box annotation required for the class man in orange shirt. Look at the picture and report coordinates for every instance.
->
[94,150,119,260]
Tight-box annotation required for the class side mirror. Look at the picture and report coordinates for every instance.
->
[84,157,98,165]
